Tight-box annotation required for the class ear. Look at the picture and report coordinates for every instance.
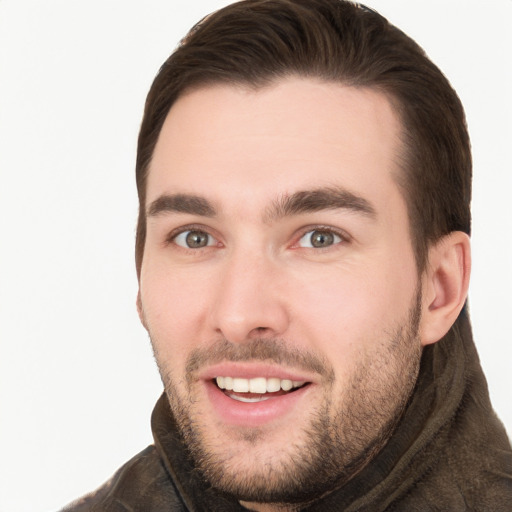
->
[419,231,471,346]
[136,290,148,330]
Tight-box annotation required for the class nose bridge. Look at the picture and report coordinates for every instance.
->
[210,243,289,343]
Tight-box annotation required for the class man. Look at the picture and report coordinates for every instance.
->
[63,0,512,510]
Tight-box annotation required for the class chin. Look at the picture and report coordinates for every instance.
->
[165,380,408,505]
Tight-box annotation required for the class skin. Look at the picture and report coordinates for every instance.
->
[137,78,470,511]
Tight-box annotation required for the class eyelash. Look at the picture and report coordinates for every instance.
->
[294,226,350,249]
[165,224,220,248]
[165,225,350,250]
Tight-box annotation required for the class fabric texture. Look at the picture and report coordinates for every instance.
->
[62,311,512,511]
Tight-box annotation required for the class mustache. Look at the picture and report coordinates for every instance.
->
[185,338,335,384]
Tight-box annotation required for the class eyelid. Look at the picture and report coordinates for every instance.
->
[165,223,221,247]
[292,225,351,248]
[163,223,350,249]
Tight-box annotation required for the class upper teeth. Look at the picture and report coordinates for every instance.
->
[215,376,306,393]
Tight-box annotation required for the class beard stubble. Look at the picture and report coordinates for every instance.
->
[151,290,423,506]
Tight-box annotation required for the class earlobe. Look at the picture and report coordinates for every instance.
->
[420,231,471,346]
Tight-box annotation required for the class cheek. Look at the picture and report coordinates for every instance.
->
[290,256,416,355]
[139,266,213,364]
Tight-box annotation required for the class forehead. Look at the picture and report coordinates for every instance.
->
[147,78,405,219]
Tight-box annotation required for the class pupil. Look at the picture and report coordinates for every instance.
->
[186,231,208,248]
[311,231,333,248]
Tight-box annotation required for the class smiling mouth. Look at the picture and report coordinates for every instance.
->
[214,376,309,403]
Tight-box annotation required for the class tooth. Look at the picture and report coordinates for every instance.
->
[228,393,271,403]
[218,376,306,394]
[266,377,281,393]
[224,376,234,390]
[281,379,293,391]
[232,378,250,393]
[249,377,267,394]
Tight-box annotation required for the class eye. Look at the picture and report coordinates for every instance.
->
[298,229,343,248]
[173,230,217,249]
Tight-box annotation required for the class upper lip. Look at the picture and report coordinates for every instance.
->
[197,362,317,384]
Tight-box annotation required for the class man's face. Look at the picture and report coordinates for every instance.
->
[138,78,424,506]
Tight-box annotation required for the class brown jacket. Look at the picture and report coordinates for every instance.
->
[63,310,512,511]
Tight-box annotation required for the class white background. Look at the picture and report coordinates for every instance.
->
[0,1,510,510]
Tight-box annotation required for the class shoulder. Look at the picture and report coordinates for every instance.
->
[61,445,187,512]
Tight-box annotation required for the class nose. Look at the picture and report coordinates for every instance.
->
[209,250,290,344]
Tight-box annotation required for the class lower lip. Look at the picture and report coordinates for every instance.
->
[205,380,312,427]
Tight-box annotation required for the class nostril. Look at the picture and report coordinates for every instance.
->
[248,326,273,338]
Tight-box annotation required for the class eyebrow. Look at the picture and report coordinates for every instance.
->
[264,186,376,222]
[146,186,376,221]
[147,194,216,217]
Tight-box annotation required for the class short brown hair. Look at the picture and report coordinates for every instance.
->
[135,0,471,276]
